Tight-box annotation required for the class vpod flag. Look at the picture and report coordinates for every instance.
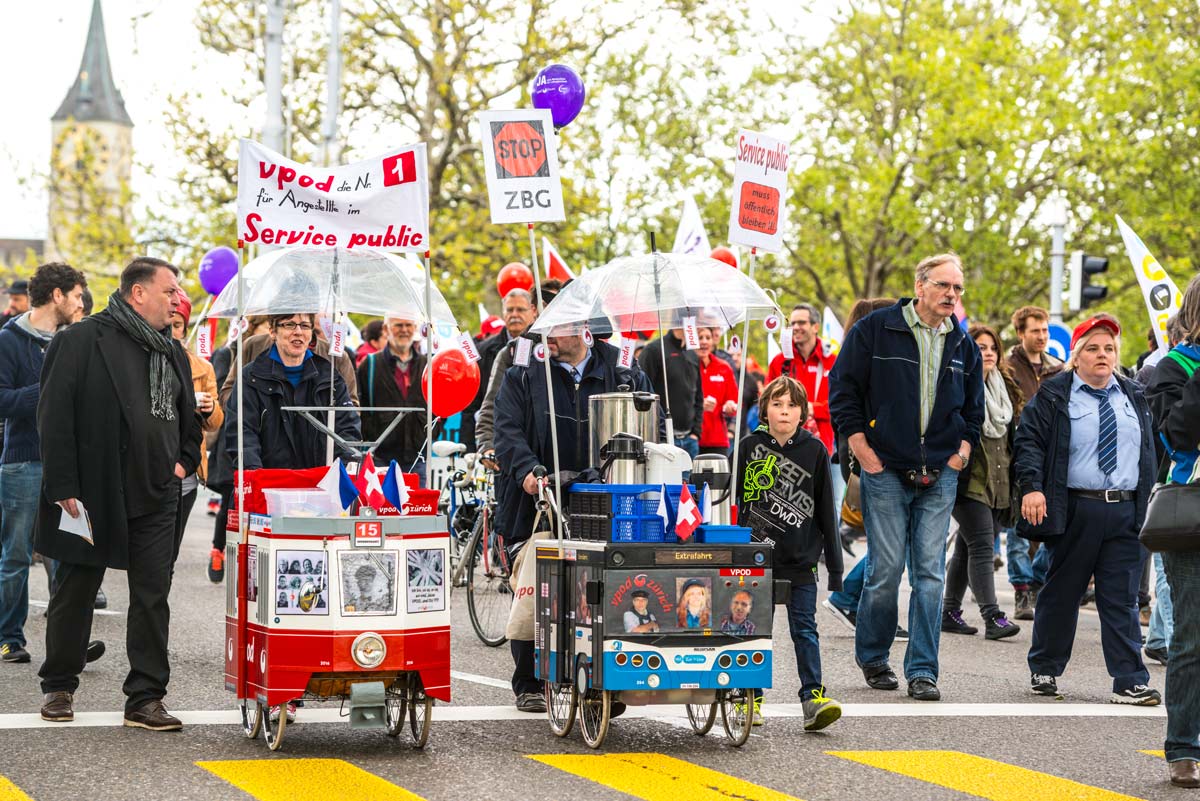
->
[1116,215,1185,351]
[672,194,712,256]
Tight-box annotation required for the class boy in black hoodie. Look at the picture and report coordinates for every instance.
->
[737,376,843,730]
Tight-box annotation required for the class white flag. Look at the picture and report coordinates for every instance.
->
[822,306,844,358]
[1116,215,1185,351]
[672,195,711,256]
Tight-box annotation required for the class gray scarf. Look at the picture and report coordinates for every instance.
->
[105,291,176,421]
[982,367,1012,439]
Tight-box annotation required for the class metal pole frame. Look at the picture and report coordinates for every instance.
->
[528,223,564,545]
[728,247,759,506]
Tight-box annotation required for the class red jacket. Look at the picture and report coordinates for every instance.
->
[698,354,739,448]
[767,338,836,453]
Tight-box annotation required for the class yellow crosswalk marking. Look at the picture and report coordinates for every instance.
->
[827,751,1145,801]
[196,759,426,801]
[1139,751,1165,758]
[0,776,33,801]
[529,753,802,801]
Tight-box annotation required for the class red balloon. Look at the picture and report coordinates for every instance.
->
[496,262,534,297]
[710,246,738,268]
[422,349,481,418]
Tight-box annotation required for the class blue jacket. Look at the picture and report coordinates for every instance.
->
[0,316,52,464]
[1013,370,1157,541]
[492,341,654,544]
[828,299,984,471]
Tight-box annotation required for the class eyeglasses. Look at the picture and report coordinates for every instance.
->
[276,321,314,332]
[925,278,966,296]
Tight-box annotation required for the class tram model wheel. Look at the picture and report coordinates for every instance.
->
[240,699,262,740]
[719,689,753,747]
[685,702,717,736]
[408,678,433,748]
[545,682,577,737]
[385,683,408,737]
[576,662,610,749]
[262,704,287,751]
[465,514,510,647]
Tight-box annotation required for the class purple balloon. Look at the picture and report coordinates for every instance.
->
[199,246,239,296]
[531,64,585,129]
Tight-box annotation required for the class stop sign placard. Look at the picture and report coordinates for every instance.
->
[491,120,549,179]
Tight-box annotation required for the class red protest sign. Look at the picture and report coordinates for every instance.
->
[737,182,780,236]
[491,121,549,179]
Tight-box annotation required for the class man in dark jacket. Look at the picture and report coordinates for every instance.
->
[226,314,360,472]
[639,330,704,459]
[829,253,984,702]
[462,288,536,453]
[356,316,428,483]
[37,258,201,730]
[493,335,654,711]
[0,263,93,666]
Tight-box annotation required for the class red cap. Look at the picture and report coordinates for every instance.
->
[1070,315,1120,349]
[480,316,504,338]
[174,293,193,328]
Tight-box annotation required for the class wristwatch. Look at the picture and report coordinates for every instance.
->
[956,449,970,469]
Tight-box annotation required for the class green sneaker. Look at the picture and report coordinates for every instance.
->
[733,698,765,726]
[802,687,842,732]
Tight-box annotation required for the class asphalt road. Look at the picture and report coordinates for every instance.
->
[0,499,1179,801]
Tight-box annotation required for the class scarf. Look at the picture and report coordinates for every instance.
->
[982,367,1012,439]
[105,291,177,420]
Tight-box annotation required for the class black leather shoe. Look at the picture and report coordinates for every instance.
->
[907,678,941,701]
[123,699,183,731]
[863,665,899,690]
[93,588,107,610]
[85,641,105,664]
[40,691,74,722]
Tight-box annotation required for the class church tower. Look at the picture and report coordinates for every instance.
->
[46,0,133,263]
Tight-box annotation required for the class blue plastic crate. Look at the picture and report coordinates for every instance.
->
[610,515,665,543]
[696,524,752,543]
[571,483,657,516]
[636,484,696,516]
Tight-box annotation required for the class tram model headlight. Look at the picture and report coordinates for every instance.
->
[631,654,644,668]
[753,550,766,565]
[751,651,764,665]
[351,632,387,669]
[615,652,628,666]
[735,653,749,667]
[717,672,730,686]
[717,654,732,669]
[647,673,661,688]
[611,551,626,566]
[647,654,662,670]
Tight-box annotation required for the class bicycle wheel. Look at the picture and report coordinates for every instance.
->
[408,678,433,749]
[263,704,287,751]
[240,698,262,739]
[449,504,478,587]
[576,662,611,749]
[385,682,408,737]
[719,689,753,747]
[545,682,577,737]
[685,702,717,736]
[466,517,510,647]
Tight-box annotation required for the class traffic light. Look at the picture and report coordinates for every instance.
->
[1068,250,1110,312]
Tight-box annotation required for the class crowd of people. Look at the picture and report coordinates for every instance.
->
[0,252,1197,787]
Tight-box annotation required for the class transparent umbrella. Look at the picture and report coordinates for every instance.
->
[528,252,777,336]
[207,246,457,328]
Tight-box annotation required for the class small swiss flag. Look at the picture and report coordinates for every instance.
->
[354,453,388,508]
[543,236,576,282]
[675,483,702,542]
[382,151,417,187]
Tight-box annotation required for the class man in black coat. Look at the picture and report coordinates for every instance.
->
[493,334,654,711]
[36,258,201,730]
[638,330,705,459]
[465,288,536,453]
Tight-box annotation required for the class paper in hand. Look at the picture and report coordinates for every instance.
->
[58,502,94,546]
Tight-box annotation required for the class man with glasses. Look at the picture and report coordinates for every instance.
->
[829,253,984,702]
[464,288,536,453]
[357,316,431,485]
[768,304,836,455]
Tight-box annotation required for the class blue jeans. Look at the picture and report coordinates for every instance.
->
[856,467,957,682]
[1006,529,1033,587]
[1162,551,1200,763]
[0,461,43,648]
[786,582,823,696]
[1147,552,1174,651]
[674,435,700,460]
[829,554,868,612]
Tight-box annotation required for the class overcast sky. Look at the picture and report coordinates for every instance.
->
[0,1,831,243]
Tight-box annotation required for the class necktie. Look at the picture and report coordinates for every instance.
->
[1081,385,1118,475]
[570,367,581,383]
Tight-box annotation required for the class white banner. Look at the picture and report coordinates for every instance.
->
[822,306,844,358]
[329,323,348,357]
[236,139,429,252]
[728,130,790,253]
[477,109,565,225]
[672,195,712,256]
[1116,215,1185,351]
[457,333,481,362]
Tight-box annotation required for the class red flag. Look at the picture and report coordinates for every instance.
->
[543,236,576,282]
[675,483,702,542]
[354,453,387,508]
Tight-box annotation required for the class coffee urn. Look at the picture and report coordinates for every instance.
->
[588,390,661,470]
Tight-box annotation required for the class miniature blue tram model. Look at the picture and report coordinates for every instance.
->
[534,534,789,748]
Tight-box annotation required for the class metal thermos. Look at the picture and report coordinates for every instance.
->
[599,433,646,484]
[588,390,660,469]
[690,454,733,525]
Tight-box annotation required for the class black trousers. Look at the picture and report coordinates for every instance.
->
[172,488,198,572]
[39,498,179,713]
[212,486,233,552]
